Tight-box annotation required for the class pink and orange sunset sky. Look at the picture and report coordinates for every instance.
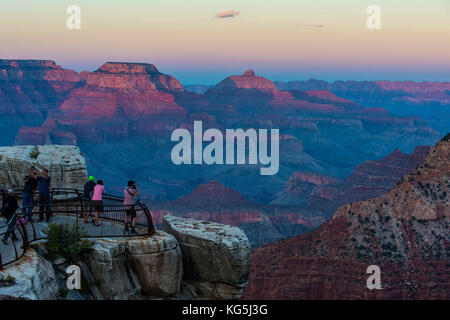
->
[1,0,449,84]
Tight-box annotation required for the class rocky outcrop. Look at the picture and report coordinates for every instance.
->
[87,239,143,300]
[244,137,450,300]
[127,232,183,297]
[0,250,58,300]
[1,216,251,300]
[0,145,88,191]
[87,232,183,299]
[162,216,252,299]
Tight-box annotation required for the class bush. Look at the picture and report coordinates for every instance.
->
[43,222,94,264]
[58,288,69,299]
[29,146,40,159]
[0,274,16,287]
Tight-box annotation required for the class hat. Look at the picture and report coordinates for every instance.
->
[128,180,136,187]
[7,189,14,194]
[89,176,95,181]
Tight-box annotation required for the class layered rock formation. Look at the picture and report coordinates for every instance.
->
[275,79,450,119]
[244,136,450,299]
[273,146,431,208]
[13,61,189,144]
[0,60,443,209]
[152,180,324,248]
[162,216,252,299]
[0,145,88,191]
[0,250,58,300]
[1,217,251,300]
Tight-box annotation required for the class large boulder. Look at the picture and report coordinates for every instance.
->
[0,145,88,191]
[162,215,252,299]
[87,239,142,300]
[127,231,183,297]
[0,250,58,300]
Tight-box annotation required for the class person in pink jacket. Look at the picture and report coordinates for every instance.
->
[91,179,105,227]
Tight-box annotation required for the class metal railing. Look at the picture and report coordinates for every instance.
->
[0,188,155,269]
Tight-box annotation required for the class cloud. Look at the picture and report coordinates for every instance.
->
[215,10,240,19]
[304,24,324,28]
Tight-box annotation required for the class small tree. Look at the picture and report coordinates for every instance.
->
[29,146,40,159]
[43,222,94,264]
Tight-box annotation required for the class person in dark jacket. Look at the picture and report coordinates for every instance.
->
[38,168,52,222]
[22,166,38,221]
[82,176,96,223]
[1,189,19,245]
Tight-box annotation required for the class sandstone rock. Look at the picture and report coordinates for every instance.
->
[162,216,251,299]
[87,239,142,300]
[181,280,247,300]
[127,231,182,297]
[0,250,58,300]
[0,145,88,191]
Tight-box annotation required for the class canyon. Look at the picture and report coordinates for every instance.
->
[0,59,448,300]
[0,59,448,248]
[0,60,443,202]
[243,135,449,299]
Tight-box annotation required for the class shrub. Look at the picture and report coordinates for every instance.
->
[43,222,94,264]
[29,146,40,159]
[0,274,16,287]
[58,288,69,299]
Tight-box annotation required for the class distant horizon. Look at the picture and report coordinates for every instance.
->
[1,1,449,85]
[3,57,449,86]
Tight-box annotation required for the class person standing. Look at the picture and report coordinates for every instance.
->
[82,176,96,223]
[91,180,105,227]
[1,189,19,245]
[22,167,38,222]
[123,180,140,234]
[37,168,52,222]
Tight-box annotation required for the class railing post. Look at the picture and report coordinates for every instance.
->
[20,218,29,250]
[140,203,155,235]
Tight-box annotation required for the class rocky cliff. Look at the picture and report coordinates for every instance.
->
[0,145,87,191]
[273,146,431,208]
[0,217,251,300]
[244,136,449,299]
[0,60,443,205]
[162,216,252,299]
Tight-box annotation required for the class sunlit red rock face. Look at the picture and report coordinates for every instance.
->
[244,137,450,300]
[0,59,82,121]
[14,62,190,143]
[204,70,361,114]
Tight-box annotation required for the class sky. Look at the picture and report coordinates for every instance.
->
[1,0,449,84]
